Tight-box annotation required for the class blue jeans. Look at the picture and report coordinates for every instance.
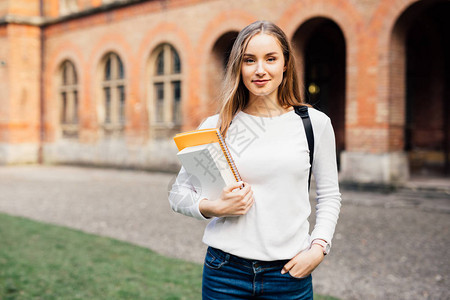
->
[202,247,313,299]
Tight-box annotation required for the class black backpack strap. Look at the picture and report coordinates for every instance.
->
[294,105,314,191]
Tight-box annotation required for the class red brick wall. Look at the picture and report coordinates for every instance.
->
[1,0,448,176]
[2,24,41,143]
[8,0,40,16]
[41,0,421,152]
[43,0,262,145]
[0,26,8,134]
[0,0,8,17]
[44,0,59,17]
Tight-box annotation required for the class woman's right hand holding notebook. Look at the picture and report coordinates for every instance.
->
[199,181,254,218]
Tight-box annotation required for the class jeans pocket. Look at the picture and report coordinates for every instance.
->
[287,271,311,280]
[204,248,228,270]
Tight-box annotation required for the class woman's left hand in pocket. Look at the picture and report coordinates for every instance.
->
[281,245,325,278]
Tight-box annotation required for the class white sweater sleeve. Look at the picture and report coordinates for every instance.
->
[168,115,219,221]
[310,117,342,245]
[168,166,209,221]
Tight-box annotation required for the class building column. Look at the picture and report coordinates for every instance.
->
[339,14,409,186]
[0,0,42,164]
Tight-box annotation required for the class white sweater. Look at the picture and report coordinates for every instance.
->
[169,108,341,261]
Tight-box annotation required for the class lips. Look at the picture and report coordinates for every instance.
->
[252,79,270,86]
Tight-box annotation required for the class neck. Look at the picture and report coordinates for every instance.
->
[244,95,291,117]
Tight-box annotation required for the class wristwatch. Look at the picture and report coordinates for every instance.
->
[311,239,331,255]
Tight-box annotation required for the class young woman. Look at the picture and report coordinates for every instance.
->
[169,20,341,299]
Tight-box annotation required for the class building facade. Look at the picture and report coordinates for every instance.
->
[0,0,448,185]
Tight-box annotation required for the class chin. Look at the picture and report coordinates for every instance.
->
[249,88,269,95]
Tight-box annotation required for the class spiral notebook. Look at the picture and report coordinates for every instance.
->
[174,128,242,201]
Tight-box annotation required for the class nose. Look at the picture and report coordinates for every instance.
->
[255,61,266,76]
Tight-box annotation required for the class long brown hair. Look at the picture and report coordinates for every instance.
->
[216,20,305,137]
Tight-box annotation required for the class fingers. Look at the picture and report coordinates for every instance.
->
[226,181,245,193]
[282,249,324,277]
[237,185,253,206]
[232,189,254,215]
[219,181,255,216]
[236,182,251,196]
[281,259,294,274]
[238,190,254,214]
[226,181,251,197]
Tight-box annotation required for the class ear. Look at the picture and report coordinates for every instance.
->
[283,66,287,72]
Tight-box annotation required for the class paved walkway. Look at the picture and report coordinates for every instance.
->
[0,165,448,299]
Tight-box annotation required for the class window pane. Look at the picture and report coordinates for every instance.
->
[155,83,164,122]
[73,91,78,124]
[172,48,181,74]
[62,61,77,86]
[61,92,67,124]
[118,85,125,124]
[62,63,68,85]
[117,57,124,79]
[155,82,164,100]
[104,87,111,123]
[72,65,78,84]
[172,81,181,123]
[105,56,111,80]
[156,50,164,75]
[172,81,181,101]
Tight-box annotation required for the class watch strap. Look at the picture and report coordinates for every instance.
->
[311,239,330,255]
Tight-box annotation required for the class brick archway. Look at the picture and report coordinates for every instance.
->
[279,1,361,173]
[389,1,450,176]
[292,17,346,169]
[279,0,361,146]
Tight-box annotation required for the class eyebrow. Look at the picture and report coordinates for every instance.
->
[243,52,279,57]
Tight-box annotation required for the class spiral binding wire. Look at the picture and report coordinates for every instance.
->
[215,130,242,183]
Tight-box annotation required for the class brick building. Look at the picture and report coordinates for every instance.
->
[0,0,448,185]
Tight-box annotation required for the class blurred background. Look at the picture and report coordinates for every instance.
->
[0,0,449,299]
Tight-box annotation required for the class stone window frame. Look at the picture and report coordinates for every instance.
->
[59,60,79,138]
[149,44,182,128]
[100,52,126,136]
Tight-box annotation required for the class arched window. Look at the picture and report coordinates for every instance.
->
[101,52,125,134]
[151,44,182,125]
[59,60,78,137]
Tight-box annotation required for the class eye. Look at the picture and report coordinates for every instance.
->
[267,57,276,62]
[244,58,255,63]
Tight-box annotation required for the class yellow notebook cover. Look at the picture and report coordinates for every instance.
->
[173,128,221,151]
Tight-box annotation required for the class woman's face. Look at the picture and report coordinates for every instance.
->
[241,33,286,101]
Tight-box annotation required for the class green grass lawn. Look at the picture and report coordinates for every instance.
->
[0,213,339,300]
